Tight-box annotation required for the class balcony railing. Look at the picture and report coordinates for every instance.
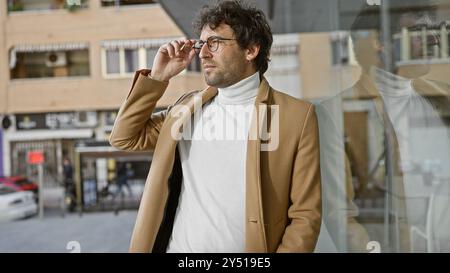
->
[100,0,157,7]
[7,0,88,13]
[10,43,90,79]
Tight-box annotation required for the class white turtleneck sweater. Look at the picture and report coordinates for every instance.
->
[166,72,260,253]
[371,66,450,182]
[371,66,415,166]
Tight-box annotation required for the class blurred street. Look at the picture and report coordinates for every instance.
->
[0,209,137,253]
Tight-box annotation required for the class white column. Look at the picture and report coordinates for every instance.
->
[2,130,11,176]
[421,27,427,59]
[56,139,63,181]
[1,115,17,176]
[401,27,410,61]
[441,24,448,59]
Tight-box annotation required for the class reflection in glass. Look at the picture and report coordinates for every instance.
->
[316,0,450,253]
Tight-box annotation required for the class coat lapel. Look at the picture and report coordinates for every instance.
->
[130,85,218,252]
[245,77,270,252]
[165,78,272,252]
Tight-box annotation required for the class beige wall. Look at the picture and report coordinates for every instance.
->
[299,33,329,99]
[6,72,204,113]
[299,32,361,99]
[5,5,181,46]
[425,63,450,84]
[1,3,205,114]
[1,3,8,114]
[2,4,448,114]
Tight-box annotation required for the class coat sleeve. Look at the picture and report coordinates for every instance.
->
[277,104,322,252]
[109,69,169,152]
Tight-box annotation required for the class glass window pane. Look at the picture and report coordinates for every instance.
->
[124,49,139,73]
[106,50,120,74]
[67,50,90,76]
[146,48,157,68]
[314,0,450,254]
[10,50,90,79]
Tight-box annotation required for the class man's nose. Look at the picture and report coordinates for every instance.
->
[199,43,212,59]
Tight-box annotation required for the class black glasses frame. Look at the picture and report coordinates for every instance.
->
[192,36,237,54]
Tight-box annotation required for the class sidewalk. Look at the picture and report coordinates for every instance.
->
[0,210,137,253]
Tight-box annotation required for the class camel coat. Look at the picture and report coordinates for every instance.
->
[109,69,322,252]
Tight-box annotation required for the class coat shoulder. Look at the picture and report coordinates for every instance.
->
[167,90,201,112]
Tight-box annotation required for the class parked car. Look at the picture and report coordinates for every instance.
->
[0,184,38,222]
[0,176,38,194]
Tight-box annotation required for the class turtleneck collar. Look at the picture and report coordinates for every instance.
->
[371,66,413,98]
[217,72,260,105]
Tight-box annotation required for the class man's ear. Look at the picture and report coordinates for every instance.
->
[246,44,260,62]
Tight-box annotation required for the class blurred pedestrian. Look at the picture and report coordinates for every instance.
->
[63,158,74,191]
[115,162,133,197]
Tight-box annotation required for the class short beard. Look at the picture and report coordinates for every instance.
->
[203,70,242,88]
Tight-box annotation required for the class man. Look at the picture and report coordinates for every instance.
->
[114,162,133,198]
[62,158,73,188]
[62,158,77,212]
[316,0,450,252]
[110,0,321,253]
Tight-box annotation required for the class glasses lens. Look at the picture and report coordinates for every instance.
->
[208,38,219,52]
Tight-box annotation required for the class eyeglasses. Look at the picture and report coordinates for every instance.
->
[192,36,237,54]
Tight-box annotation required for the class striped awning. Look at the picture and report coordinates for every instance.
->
[271,33,300,55]
[101,37,182,50]
[12,42,89,53]
[9,42,89,69]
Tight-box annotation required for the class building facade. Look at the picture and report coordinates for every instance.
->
[0,0,203,185]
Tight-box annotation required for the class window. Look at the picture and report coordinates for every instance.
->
[332,40,346,65]
[0,186,16,195]
[105,50,120,74]
[331,32,355,65]
[101,38,185,78]
[10,47,90,79]
[394,24,450,63]
[102,47,145,77]
[7,0,88,13]
[124,49,139,73]
[146,48,157,68]
[265,34,301,99]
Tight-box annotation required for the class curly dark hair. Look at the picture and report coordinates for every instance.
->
[193,0,273,75]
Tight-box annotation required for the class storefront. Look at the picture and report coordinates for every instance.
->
[73,141,152,212]
[1,109,154,212]
[2,111,97,187]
